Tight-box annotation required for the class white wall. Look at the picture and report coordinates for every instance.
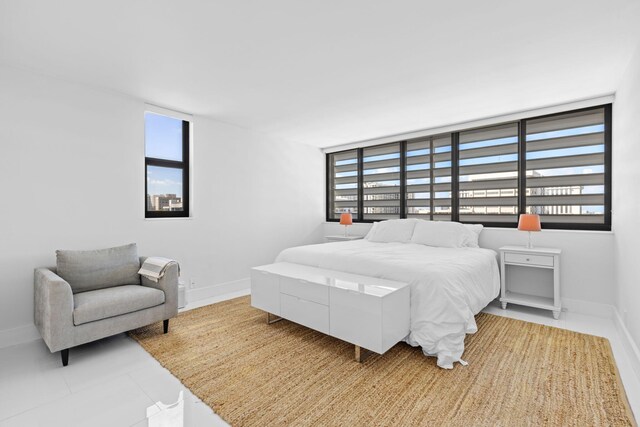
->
[0,65,325,337]
[613,41,640,347]
[324,222,614,308]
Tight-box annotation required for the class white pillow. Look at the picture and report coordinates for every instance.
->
[462,224,483,248]
[410,220,467,248]
[365,219,417,243]
[364,222,379,240]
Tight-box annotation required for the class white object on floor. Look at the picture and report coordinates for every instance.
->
[499,245,561,319]
[276,239,500,369]
[251,262,410,356]
[148,390,184,427]
[178,284,187,309]
[324,235,364,242]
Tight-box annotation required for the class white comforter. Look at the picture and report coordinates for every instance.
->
[276,240,500,369]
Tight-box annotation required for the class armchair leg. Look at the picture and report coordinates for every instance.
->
[61,349,69,367]
[163,319,169,334]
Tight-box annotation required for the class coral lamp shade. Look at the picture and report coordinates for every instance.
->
[339,212,353,226]
[518,214,542,232]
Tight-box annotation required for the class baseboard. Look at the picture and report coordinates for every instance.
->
[0,323,41,350]
[613,308,640,383]
[185,277,250,308]
[561,297,614,318]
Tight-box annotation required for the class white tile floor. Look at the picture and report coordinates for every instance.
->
[0,296,637,426]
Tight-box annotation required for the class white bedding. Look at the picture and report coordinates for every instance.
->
[276,239,500,369]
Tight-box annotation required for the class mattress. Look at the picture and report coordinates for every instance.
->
[276,239,500,369]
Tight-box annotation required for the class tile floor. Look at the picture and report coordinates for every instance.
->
[0,294,637,426]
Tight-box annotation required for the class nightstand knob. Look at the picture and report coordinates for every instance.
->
[526,258,530,261]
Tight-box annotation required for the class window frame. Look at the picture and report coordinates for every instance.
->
[325,104,612,231]
[145,118,190,219]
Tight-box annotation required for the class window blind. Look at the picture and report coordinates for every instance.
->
[328,149,358,220]
[363,143,401,220]
[405,134,452,221]
[525,107,606,224]
[325,104,611,230]
[458,123,519,223]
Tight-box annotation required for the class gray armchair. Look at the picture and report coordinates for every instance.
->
[34,244,178,366]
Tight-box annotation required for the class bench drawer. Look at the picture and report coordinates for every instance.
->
[280,275,329,305]
[281,293,329,334]
[504,252,554,267]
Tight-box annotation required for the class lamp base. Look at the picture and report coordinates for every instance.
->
[526,231,533,249]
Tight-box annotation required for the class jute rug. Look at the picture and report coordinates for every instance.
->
[129,296,635,426]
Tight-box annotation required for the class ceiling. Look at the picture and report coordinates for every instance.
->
[1,0,639,148]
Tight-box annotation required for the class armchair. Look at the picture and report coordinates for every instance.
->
[34,244,178,366]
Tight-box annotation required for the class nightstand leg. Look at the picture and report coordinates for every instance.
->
[501,301,507,310]
[552,310,560,320]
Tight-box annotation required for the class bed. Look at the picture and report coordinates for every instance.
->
[275,223,500,369]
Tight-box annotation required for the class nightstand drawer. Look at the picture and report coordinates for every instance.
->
[504,252,554,267]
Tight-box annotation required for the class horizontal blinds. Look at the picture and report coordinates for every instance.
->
[325,105,610,230]
[328,149,358,220]
[405,134,452,221]
[458,123,519,223]
[363,143,400,220]
[525,107,606,224]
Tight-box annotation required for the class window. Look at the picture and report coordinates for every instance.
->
[525,107,609,226]
[363,143,401,220]
[327,149,358,220]
[145,111,190,218]
[406,134,452,221]
[458,123,519,225]
[326,104,611,230]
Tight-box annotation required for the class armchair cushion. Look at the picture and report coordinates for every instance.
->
[73,285,165,326]
[57,243,141,293]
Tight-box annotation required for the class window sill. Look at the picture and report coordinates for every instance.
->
[144,216,193,221]
[483,226,613,235]
[324,222,613,234]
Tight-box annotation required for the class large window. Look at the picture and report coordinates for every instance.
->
[145,111,190,218]
[326,104,611,230]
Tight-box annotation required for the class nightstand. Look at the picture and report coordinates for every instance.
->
[325,235,364,242]
[499,245,561,319]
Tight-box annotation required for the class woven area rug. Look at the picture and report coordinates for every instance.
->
[129,296,635,426]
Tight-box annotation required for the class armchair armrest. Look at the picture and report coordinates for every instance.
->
[34,268,74,352]
[139,257,179,319]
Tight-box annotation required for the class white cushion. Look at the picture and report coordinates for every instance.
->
[462,224,483,248]
[365,219,418,243]
[410,220,467,248]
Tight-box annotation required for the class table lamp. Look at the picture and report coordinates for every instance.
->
[518,214,541,248]
[340,212,353,237]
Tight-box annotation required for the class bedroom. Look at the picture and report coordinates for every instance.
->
[0,0,639,425]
